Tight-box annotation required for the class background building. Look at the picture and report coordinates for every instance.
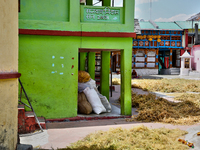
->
[18,0,135,119]
[132,20,183,75]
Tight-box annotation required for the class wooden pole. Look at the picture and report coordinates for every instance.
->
[170,49,172,68]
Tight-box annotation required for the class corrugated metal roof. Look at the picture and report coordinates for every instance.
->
[175,21,200,29]
[139,21,155,29]
[187,12,200,21]
[139,21,182,30]
[155,22,182,30]
[134,19,141,34]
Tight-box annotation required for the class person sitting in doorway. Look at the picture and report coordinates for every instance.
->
[132,70,138,78]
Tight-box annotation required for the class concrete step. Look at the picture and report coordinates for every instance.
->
[18,105,46,134]
[189,71,200,77]
[18,104,25,110]
[170,69,180,72]
[171,72,180,75]
[171,70,180,72]
[170,68,180,75]
[37,117,46,130]
[25,112,46,126]
[170,68,180,69]
[170,68,180,70]
[171,73,180,74]
[38,117,46,123]
[160,68,180,75]
[172,72,180,73]
[160,69,170,75]
[25,111,34,117]
[171,72,180,74]
[16,144,33,150]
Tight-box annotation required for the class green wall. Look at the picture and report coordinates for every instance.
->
[100,51,110,100]
[19,35,80,119]
[81,37,133,116]
[19,0,69,21]
[18,0,135,118]
[19,35,133,118]
[19,0,135,32]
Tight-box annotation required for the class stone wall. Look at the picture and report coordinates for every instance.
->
[134,69,158,76]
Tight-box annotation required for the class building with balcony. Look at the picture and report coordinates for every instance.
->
[18,0,135,119]
[132,20,184,75]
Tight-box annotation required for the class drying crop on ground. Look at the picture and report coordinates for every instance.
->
[174,93,200,107]
[131,78,200,93]
[113,78,200,125]
[125,92,200,125]
[61,125,188,150]
[112,78,121,85]
[112,78,200,93]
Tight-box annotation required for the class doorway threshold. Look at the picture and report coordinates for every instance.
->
[46,85,131,124]
[77,104,130,119]
[46,104,131,124]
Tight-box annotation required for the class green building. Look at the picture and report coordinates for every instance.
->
[19,0,135,119]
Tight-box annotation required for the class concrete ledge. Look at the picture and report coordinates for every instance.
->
[16,144,33,150]
[160,69,171,75]
[46,115,131,123]
[19,29,136,38]
[134,69,158,76]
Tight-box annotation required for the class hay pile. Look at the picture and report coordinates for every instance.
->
[126,92,200,125]
[131,78,200,93]
[174,93,200,107]
[112,78,121,85]
[132,79,200,93]
[63,125,188,150]
[78,71,91,83]
[112,78,200,93]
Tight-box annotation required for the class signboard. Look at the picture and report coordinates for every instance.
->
[84,7,121,22]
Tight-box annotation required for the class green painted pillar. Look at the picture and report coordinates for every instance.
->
[79,52,86,71]
[100,51,110,100]
[123,0,135,25]
[102,0,111,6]
[120,48,132,115]
[87,52,95,80]
[86,0,93,5]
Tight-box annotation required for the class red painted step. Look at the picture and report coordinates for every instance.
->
[18,105,46,134]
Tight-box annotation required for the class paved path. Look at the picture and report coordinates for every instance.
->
[20,75,200,149]
[20,119,200,149]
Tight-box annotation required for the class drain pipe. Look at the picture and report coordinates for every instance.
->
[195,23,199,45]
